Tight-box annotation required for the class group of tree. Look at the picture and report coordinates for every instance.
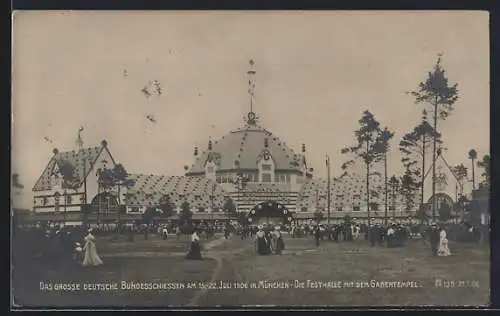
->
[341,110,394,225]
[139,195,240,238]
[467,149,490,190]
[341,54,468,223]
[97,163,136,193]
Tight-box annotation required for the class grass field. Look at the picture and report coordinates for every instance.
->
[12,234,218,308]
[199,237,490,307]
[12,233,490,308]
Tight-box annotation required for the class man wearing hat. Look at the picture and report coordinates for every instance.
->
[429,222,440,257]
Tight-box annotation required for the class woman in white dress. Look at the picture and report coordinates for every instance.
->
[82,229,104,267]
[437,227,451,257]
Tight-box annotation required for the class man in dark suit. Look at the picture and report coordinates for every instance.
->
[429,223,440,256]
[369,221,378,247]
[314,226,321,246]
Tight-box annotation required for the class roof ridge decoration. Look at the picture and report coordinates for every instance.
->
[256,149,276,165]
[246,59,259,126]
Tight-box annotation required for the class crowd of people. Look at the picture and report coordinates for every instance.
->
[255,225,285,255]
[13,217,486,269]
[14,223,104,268]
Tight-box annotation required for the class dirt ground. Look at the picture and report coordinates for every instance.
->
[12,233,490,308]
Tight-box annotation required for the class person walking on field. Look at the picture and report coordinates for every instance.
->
[437,225,451,257]
[185,229,203,260]
[162,226,168,240]
[429,223,440,257]
[82,229,103,267]
[369,221,378,247]
[176,226,181,240]
[274,226,285,255]
[314,226,321,246]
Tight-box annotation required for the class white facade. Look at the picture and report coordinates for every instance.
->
[32,143,117,215]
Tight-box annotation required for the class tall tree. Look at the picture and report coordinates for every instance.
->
[159,194,175,218]
[477,154,490,188]
[374,127,394,225]
[388,175,400,218]
[96,163,135,225]
[408,54,459,220]
[313,210,324,224]
[179,201,193,229]
[468,149,478,190]
[222,197,237,223]
[56,160,81,222]
[399,111,442,208]
[58,160,80,190]
[141,207,161,240]
[98,163,135,193]
[399,169,419,215]
[341,110,389,226]
[451,163,468,198]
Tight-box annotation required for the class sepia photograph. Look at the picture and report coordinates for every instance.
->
[11,11,490,308]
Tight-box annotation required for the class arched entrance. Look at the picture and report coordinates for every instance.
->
[246,200,295,226]
[90,192,120,219]
[427,193,455,220]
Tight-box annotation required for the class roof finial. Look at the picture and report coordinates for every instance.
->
[76,126,84,151]
[422,109,428,122]
[246,59,258,126]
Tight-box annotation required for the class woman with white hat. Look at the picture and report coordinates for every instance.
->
[82,228,103,267]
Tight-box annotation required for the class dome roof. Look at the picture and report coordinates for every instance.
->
[186,122,305,174]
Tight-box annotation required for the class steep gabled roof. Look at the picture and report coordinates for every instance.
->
[32,145,110,191]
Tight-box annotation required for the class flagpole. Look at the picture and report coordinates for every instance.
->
[327,154,331,225]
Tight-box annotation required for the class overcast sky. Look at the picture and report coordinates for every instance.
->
[12,11,489,208]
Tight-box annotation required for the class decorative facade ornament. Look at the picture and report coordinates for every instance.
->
[205,152,221,167]
[435,166,448,192]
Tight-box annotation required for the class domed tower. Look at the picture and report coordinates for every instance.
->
[185,60,312,213]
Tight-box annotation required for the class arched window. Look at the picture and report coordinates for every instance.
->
[258,151,275,183]
[205,160,216,180]
[54,192,60,205]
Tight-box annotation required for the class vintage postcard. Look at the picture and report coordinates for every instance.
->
[11,11,490,308]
